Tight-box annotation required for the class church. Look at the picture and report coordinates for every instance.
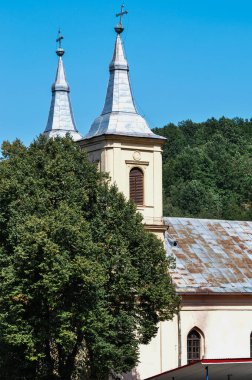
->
[42,7,252,380]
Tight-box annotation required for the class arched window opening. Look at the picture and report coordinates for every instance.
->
[130,168,144,205]
[250,333,252,358]
[187,329,201,364]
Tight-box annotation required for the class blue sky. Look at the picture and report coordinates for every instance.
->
[1,0,252,145]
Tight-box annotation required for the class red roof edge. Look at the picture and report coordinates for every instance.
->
[202,358,252,364]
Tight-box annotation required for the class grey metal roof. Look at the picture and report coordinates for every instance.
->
[44,52,82,141]
[164,217,252,293]
[146,359,252,380]
[85,29,163,140]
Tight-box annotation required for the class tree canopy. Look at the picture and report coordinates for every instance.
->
[153,117,252,220]
[0,137,179,380]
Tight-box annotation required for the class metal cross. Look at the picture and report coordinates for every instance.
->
[116,4,128,25]
[56,29,64,49]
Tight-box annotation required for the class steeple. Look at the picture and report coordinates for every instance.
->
[44,31,82,141]
[80,8,166,233]
[85,7,162,140]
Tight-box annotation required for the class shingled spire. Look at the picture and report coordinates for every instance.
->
[44,31,82,141]
[86,6,161,139]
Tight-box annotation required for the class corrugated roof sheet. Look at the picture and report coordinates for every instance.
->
[164,217,252,293]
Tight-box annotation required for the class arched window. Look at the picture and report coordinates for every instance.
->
[187,329,201,364]
[250,333,252,358]
[129,168,144,205]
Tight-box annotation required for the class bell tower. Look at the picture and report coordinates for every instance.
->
[79,7,166,238]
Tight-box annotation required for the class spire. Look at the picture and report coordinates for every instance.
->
[101,32,135,115]
[86,6,162,140]
[44,31,82,141]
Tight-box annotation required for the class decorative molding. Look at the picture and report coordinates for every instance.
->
[144,224,167,233]
[125,160,149,166]
[133,150,141,161]
[78,134,166,147]
[181,293,252,307]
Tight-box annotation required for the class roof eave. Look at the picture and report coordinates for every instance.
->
[81,132,166,142]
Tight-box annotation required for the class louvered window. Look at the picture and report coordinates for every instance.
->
[187,329,201,364]
[130,168,144,205]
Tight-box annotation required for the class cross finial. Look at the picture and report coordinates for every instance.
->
[116,4,128,25]
[115,4,128,34]
[56,29,65,57]
[56,29,64,49]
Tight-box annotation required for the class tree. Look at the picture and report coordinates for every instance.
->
[156,117,252,220]
[0,137,180,380]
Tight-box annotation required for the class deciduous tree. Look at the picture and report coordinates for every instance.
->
[0,137,179,380]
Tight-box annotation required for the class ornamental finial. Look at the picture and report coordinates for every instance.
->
[115,4,128,34]
[56,29,65,57]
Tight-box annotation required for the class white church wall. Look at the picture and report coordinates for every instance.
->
[135,318,179,379]
[180,304,252,364]
[132,296,252,380]
[137,328,162,380]
[160,317,179,372]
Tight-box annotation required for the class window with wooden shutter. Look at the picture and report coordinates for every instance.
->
[187,329,201,364]
[129,168,144,205]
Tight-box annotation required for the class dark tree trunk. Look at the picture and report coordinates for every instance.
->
[58,356,76,380]
[45,338,55,378]
[41,375,59,380]
[58,337,81,380]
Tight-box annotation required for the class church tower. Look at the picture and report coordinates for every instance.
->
[44,31,82,141]
[79,7,166,237]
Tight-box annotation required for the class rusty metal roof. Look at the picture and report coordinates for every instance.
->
[164,218,252,294]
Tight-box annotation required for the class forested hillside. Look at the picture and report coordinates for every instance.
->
[153,118,252,220]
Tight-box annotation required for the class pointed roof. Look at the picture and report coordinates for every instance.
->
[44,34,82,141]
[85,16,164,140]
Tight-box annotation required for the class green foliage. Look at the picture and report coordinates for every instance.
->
[0,136,179,380]
[153,117,252,220]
